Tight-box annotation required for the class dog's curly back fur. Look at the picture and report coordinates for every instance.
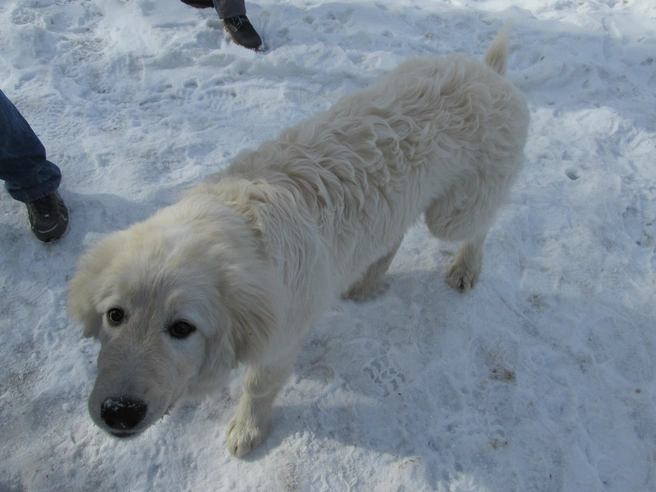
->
[196,42,529,296]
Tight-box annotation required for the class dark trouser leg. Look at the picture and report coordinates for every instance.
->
[0,90,61,204]
[212,0,246,19]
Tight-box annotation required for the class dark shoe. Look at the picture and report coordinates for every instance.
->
[179,0,214,8]
[26,192,69,242]
[223,15,262,50]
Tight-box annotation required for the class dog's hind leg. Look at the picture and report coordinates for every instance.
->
[444,233,487,292]
[226,362,293,457]
[424,183,501,293]
[341,239,402,301]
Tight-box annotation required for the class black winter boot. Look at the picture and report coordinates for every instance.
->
[26,191,69,242]
[223,15,262,50]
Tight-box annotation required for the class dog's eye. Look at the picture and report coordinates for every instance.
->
[106,308,125,326]
[169,321,196,339]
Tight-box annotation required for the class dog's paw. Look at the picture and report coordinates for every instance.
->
[446,264,479,293]
[226,413,269,457]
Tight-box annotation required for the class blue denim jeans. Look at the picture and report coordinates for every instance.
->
[0,90,61,204]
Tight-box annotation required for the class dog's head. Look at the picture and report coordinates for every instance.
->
[69,196,281,438]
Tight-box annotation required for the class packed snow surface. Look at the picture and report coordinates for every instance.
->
[1,0,655,490]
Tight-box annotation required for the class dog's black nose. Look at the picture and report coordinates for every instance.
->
[100,397,147,431]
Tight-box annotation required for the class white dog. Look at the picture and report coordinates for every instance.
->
[69,27,529,457]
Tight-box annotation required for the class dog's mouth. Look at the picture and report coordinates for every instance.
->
[110,430,139,439]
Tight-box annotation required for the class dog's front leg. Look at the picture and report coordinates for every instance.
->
[226,362,292,457]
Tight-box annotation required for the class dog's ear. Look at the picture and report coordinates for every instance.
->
[68,232,124,338]
[225,261,284,365]
[216,250,284,366]
[195,247,284,388]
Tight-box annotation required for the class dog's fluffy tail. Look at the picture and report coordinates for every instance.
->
[484,24,512,77]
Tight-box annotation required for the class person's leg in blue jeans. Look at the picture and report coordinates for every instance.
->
[0,90,69,242]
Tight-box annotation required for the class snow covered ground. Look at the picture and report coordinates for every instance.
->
[1,0,655,490]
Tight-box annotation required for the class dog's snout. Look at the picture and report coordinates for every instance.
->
[100,397,147,433]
